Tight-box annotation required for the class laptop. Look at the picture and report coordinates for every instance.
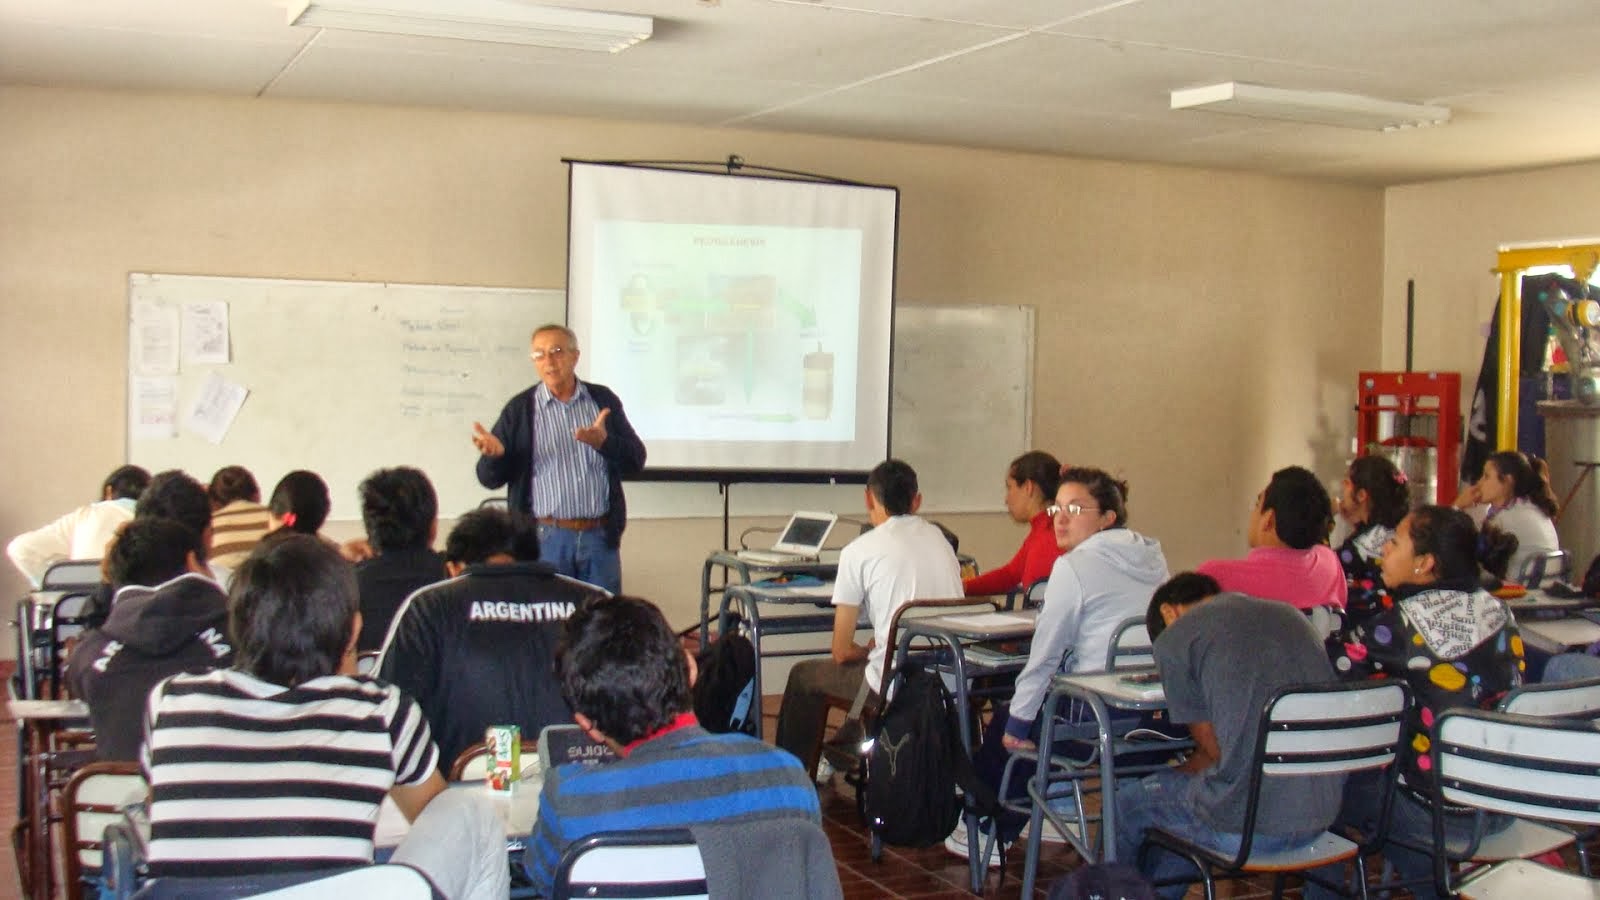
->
[735,511,838,565]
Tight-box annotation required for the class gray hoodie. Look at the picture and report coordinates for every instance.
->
[1004,528,1169,736]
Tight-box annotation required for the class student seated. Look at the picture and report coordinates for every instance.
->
[523,594,823,898]
[353,466,446,651]
[1197,465,1344,612]
[1312,506,1524,899]
[263,469,332,541]
[968,467,1169,856]
[7,464,149,587]
[205,465,273,570]
[1000,467,1169,745]
[1116,574,1344,899]
[84,469,218,630]
[377,508,603,767]
[773,459,963,777]
[67,517,232,762]
[141,535,507,899]
[1454,449,1561,584]
[1332,456,1411,627]
[962,451,1063,599]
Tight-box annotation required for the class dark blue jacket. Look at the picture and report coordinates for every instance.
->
[475,381,646,548]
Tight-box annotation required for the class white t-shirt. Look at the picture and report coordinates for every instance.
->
[6,498,135,587]
[1482,500,1561,584]
[831,515,963,692]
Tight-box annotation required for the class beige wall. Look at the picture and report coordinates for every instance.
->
[1384,159,1600,570]
[0,85,1384,641]
[1383,159,1600,409]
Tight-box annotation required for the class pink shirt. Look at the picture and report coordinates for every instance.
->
[1196,545,1346,611]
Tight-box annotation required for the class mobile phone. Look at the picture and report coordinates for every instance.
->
[1119,672,1161,685]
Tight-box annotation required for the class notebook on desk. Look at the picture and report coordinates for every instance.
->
[735,511,838,565]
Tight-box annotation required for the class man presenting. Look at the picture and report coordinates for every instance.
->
[473,324,646,594]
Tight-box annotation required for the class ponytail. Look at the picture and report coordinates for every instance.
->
[1487,450,1559,519]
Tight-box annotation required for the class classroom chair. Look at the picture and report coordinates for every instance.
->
[1006,577,1049,611]
[1137,680,1410,900]
[47,590,94,698]
[61,763,145,900]
[1005,617,1190,892]
[448,742,491,782]
[40,560,104,592]
[1428,709,1600,898]
[1517,549,1572,588]
[549,829,707,900]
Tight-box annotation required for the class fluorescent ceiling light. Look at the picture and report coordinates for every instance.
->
[288,0,653,53]
[1171,82,1450,132]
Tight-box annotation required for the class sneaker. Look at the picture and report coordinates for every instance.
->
[1020,818,1072,845]
[943,820,1002,868]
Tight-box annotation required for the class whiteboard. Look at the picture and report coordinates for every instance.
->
[127,275,1032,518]
[128,274,564,520]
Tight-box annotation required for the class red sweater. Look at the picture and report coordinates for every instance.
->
[963,511,1061,597]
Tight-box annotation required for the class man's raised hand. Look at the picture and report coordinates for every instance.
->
[574,408,610,450]
[472,421,505,457]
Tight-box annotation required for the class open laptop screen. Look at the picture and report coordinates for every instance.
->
[780,514,834,550]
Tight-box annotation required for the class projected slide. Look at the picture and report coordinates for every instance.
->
[566,162,896,475]
[588,221,862,443]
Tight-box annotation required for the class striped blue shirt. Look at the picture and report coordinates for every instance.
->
[523,725,819,896]
[531,382,610,518]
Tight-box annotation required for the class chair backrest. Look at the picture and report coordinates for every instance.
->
[1104,616,1153,671]
[448,742,491,782]
[1434,708,1600,826]
[49,590,97,697]
[1499,675,1600,720]
[1216,680,1411,867]
[550,829,706,900]
[42,560,104,592]
[62,763,146,898]
[1257,681,1410,777]
[1517,548,1571,587]
[879,596,1000,699]
[1009,577,1048,611]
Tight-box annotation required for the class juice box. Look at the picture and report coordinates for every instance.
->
[486,725,521,794]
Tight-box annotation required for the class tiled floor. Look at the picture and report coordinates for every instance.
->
[779,698,1310,899]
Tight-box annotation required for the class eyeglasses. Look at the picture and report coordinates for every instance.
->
[1048,502,1100,518]
[530,347,570,362]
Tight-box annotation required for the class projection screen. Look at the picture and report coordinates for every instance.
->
[565,162,898,480]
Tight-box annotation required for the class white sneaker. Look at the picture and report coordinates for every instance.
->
[942,820,1002,868]
[1020,818,1072,845]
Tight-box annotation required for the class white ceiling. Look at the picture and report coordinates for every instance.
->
[5,0,1600,185]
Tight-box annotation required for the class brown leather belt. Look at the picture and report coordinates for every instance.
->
[538,516,605,531]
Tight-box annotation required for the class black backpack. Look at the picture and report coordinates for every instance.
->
[692,631,757,736]
[859,659,998,847]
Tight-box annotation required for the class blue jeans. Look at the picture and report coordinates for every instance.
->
[1543,651,1600,683]
[1115,769,1322,900]
[536,524,620,593]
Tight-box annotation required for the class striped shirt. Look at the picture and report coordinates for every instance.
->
[523,724,820,897]
[531,382,610,518]
[208,500,273,570]
[141,669,439,877]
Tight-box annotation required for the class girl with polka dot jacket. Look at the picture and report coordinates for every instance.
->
[1333,456,1412,629]
[1330,505,1524,795]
